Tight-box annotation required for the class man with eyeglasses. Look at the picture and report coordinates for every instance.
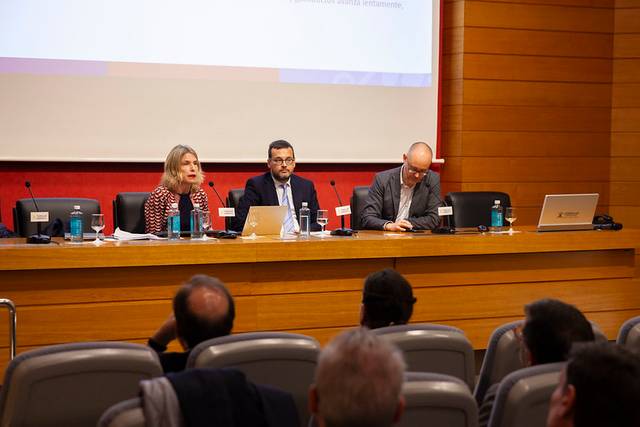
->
[231,139,321,233]
[361,142,440,231]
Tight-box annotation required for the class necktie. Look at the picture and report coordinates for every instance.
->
[281,184,296,234]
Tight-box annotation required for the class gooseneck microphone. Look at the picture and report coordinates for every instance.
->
[25,181,51,244]
[424,178,455,234]
[329,180,354,236]
[207,180,238,239]
[208,181,227,207]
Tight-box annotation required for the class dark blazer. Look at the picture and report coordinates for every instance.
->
[360,166,441,230]
[231,172,321,232]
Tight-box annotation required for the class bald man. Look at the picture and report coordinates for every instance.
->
[147,274,235,373]
[361,142,441,231]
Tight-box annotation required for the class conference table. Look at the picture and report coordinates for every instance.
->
[1,227,639,375]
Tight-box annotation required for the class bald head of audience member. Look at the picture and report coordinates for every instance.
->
[309,328,406,427]
[173,274,235,350]
[402,142,433,188]
[547,342,640,427]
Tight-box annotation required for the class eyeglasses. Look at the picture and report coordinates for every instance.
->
[270,157,295,166]
[406,164,428,176]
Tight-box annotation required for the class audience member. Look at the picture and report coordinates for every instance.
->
[231,139,320,233]
[360,268,417,329]
[361,142,440,231]
[547,342,640,427]
[144,144,209,234]
[478,298,595,427]
[148,274,235,373]
[309,328,406,427]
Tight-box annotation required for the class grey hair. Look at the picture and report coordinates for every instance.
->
[315,328,406,427]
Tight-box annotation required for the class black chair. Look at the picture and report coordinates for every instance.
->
[350,186,370,230]
[112,192,150,234]
[13,198,100,237]
[226,188,245,230]
[444,192,511,229]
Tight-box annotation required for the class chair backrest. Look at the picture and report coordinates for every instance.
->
[0,342,162,427]
[487,362,564,427]
[113,192,150,233]
[474,319,605,404]
[350,185,370,230]
[187,332,320,426]
[98,398,145,427]
[13,198,101,237]
[617,315,640,354]
[401,372,478,427]
[444,192,511,228]
[474,320,524,404]
[371,324,476,390]
[226,188,245,230]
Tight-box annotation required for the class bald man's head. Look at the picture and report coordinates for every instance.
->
[173,275,235,349]
[402,142,433,187]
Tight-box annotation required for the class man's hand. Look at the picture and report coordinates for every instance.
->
[151,314,177,346]
[384,220,413,232]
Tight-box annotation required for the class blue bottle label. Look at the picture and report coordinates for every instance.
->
[70,217,82,235]
[491,210,503,227]
[171,216,180,232]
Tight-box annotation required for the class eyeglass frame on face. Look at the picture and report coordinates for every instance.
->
[406,162,429,176]
[269,157,295,166]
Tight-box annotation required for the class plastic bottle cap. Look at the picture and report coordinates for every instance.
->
[193,203,200,208]
[302,202,308,207]
[171,203,178,208]
[73,205,80,210]
[494,200,500,204]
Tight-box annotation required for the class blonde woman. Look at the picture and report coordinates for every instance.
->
[144,145,209,234]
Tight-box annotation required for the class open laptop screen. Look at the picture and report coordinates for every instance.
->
[537,193,599,232]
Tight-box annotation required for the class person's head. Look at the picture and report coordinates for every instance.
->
[173,274,235,350]
[402,142,432,188]
[310,328,406,427]
[547,342,640,427]
[161,145,204,193]
[521,299,594,366]
[267,139,296,183]
[360,269,416,329]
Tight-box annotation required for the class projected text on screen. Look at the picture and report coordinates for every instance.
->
[0,0,432,88]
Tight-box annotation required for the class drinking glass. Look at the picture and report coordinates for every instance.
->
[505,207,517,233]
[201,211,211,239]
[317,209,328,233]
[248,211,258,239]
[90,214,105,243]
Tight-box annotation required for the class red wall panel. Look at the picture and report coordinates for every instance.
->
[0,162,397,233]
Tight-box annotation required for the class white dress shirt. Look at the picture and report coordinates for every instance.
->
[395,165,415,223]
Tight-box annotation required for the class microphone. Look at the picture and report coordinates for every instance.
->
[206,180,238,239]
[329,180,354,236]
[424,177,455,234]
[24,181,51,244]
[208,181,227,207]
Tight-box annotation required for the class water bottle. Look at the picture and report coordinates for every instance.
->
[167,202,180,240]
[299,202,310,238]
[490,200,504,232]
[69,205,83,243]
[190,203,204,239]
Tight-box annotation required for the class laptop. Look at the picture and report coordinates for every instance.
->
[536,194,599,232]
[242,205,289,236]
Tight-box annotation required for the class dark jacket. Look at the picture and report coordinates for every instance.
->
[231,172,321,232]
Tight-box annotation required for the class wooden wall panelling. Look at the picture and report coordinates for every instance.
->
[444,1,615,224]
[610,2,640,228]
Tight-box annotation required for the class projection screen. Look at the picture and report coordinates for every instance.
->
[0,0,442,163]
